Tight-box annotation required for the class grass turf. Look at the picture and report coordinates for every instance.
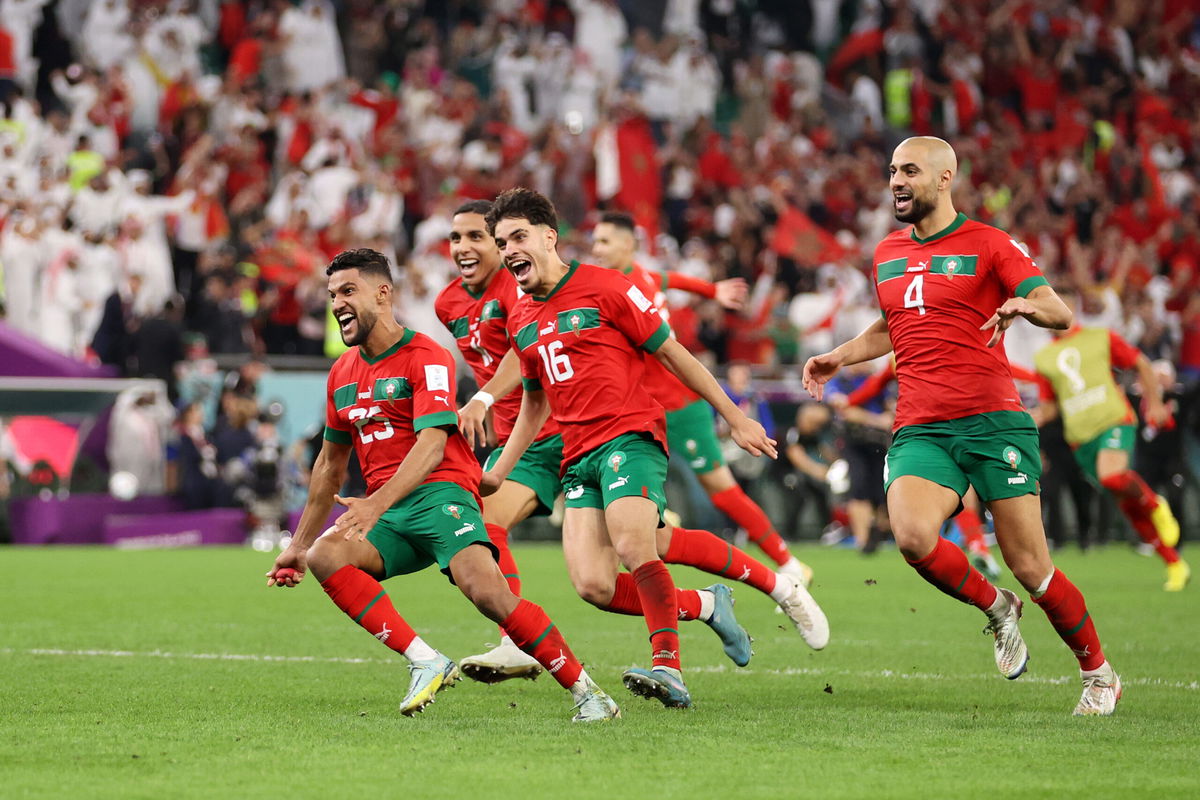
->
[2,542,1196,799]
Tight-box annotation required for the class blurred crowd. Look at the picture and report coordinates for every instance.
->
[2,0,1199,543]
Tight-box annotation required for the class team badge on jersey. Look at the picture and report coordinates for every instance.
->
[1002,446,1022,469]
[608,451,626,473]
[443,504,463,519]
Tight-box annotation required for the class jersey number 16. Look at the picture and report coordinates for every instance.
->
[537,340,575,384]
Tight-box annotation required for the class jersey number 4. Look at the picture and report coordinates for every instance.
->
[904,274,926,315]
[537,340,575,384]
[348,406,395,444]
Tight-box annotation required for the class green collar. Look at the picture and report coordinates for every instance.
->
[910,212,968,244]
[532,260,580,303]
[359,327,415,364]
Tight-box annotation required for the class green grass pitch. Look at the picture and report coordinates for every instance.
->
[2,542,1196,799]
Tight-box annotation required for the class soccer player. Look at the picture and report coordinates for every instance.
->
[266,248,620,723]
[483,188,779,708]
[803,137,1122,716]
[441,202,827,683]
[1023,286,1189,591]
[591,212,814,584]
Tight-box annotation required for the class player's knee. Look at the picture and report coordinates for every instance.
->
[1006,554,1052,592]
[572,575,614,608]
[890,518,937,560]
[306,534,348,581]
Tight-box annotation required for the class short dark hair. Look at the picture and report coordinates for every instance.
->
[485,187,558,235]
[599,211,636,232]
[454,199,493,217]
[326,248,393,282]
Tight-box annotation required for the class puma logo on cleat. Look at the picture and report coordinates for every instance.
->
[608,475,630,490]
[374,623,391,644]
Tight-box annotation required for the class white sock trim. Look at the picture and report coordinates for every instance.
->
[1033,570,1054,597]
[769,573,792,603]
[403,637,439,663]
[697,590,716,622]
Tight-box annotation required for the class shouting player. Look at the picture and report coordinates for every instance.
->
[267,248,619,722]
[803,137,1122,716]
[591,212,814,583]
[483,188,778,708]
[1024,286,1189,591]
[440,201,827,682]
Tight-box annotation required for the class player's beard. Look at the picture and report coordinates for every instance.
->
[893,186,937,224]
[340,308,377,346]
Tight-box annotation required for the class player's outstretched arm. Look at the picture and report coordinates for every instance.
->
[980,285,1072,347]
[458,348,522,448]
[332,427,450,542]
[653,338,777,458]
[1133,353,1171,427]
[481,387,551,494]
[267,438,351,587]
[802,317,893,400]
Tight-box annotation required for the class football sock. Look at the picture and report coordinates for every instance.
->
[664,526,778,595]
[321,565,420,657]
[709,485,791,566]
[632,560,683,670]
[1031,568,1106,671]
[906,536,999,609]
[956,506,989,553]
[1101,474,1182,564]
[606,572,704,621]
[499,599,583,689]
[486,523,524,638]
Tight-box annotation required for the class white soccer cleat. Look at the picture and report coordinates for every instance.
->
[459,639,543,684]
[776,572,829,650]
[571,677,622,723]
[1074,661,1122,716]
[983,588,1029,680]
[778,557,814,588]
[399,654,459,716]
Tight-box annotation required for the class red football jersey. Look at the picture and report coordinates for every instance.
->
[324,328,481,497]
[507,261,672,469]
[434,268,560,444]
[873,213,1049,427]
[623,264,701,411]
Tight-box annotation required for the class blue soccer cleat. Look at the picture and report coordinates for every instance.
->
[703,584,752,667]
[622,666,692,709]
[399,654,459,716]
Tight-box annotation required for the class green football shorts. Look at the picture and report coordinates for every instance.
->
[666,399,725,475]
[364,482,495,581]
[1072,424,1137,483]
[883,410,1042,503]
[484,433,564,516]
[562,432,668,514]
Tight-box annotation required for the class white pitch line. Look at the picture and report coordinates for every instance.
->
[3,647,1197,691]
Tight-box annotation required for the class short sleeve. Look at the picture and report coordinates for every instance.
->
[990,234,1048,297]
[604,278,672,352]
[1108,331,1142,370]
[411,345,460,432]
[324,369,353,444]
[1036,374,1055,404]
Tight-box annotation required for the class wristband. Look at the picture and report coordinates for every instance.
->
[472,390,495,409]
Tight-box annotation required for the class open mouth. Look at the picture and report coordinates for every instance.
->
[893,191,913,214]
[337,310,357,336]
[456,257,479,279]
[507,258,533,281]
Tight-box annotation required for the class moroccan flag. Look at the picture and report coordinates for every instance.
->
[594,116,662,244]
[770,206,847,266]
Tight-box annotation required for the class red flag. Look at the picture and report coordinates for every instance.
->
[614,116,662,243]
[770,206,847,265]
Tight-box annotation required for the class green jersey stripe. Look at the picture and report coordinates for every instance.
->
[556,307,601,334]
[372,377,412,402]
[333,382,358,410]
[929,255,978,276]
[323,426,352,445]
[448,317,470,338]
[876,258,908,283]
[515,321,539,351]
[1015,275,1049,298]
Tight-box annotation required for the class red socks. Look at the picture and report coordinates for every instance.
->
[710,486,791,566]
[1031,569,1106,671]
[500,599,583,689]
[664,526,777,594]
[632,561,682,670]
[486,523,522,595]
[607,572,702,620]
[906,537,999,609]
[1101,472,1182,564]
[956,506,988,553]
[321,565,418,654]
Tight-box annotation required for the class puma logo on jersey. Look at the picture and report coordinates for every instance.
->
[434,395,449,405]
[540,323,555,335]
[906,265,924,272]
[358,391,372,399]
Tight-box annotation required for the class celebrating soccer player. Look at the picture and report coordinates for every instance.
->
[266,248,620,723]
[481,188,778,708]
[803,137,1122,716]
[1023,286,1190,591]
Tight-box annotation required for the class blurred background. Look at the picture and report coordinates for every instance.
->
[1,0,1197,552]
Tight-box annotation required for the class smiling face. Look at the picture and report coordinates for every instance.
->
[328,268,388,346]
[493,216,558,295]
[450,211,502,291]
[888,138,956,225]
[591,221,636,270]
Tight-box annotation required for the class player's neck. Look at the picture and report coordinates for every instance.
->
[531,256,572,298]
[911,204,960,241]
[361,318,406,359]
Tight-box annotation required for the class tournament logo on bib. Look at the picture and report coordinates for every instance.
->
[442,504,463,519]
[1002,446,1021,470]
[608,451,626,473]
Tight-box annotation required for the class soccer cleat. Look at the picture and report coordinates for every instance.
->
[459,639,543,684]
[1151,496,1181,548]
[982,588,1029,680]
[399,654,459,716]
[571,680,622,723]
[702,584,752,667]
[778,557,814,588]
[969,546,1002,582]
[621,667,692,709]
[1073,660,1122,716]
[1164,559,1191,592]
[776,572,830,650]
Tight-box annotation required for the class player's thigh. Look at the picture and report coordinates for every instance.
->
[482,478,541,529]
[448,542,517,621]
[562,506,620,603]
[1092,427,1136,482]
[886,476,962,559]
[604,495,661,568]
[667,400,726,477]
[308,526,386,581]
[1094,447,1131,481]
[696,464,736,493]
[986,494,1053,591]
[484,434,562,522]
